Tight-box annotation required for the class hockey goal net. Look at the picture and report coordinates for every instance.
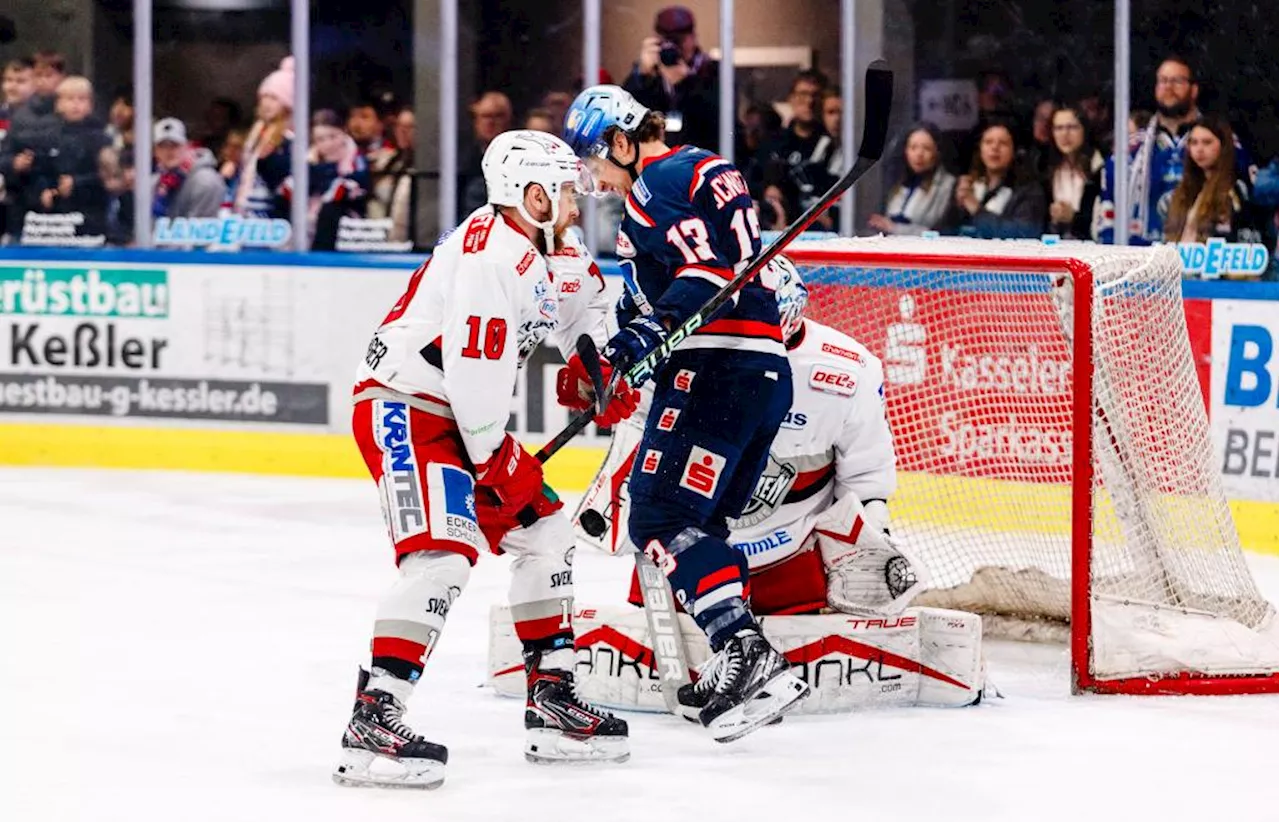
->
[787,236,1277,695]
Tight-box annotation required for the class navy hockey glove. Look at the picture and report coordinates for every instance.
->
[602,316,666,374]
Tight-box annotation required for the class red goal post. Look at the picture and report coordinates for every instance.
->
[785,237,1278,696]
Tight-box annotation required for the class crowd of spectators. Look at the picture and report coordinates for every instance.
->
[0,51,421,249]
[0,14,1276,278]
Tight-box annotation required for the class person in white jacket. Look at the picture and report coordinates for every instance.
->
[336,130,638,790]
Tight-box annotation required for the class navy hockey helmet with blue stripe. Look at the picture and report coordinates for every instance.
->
[562,85,650,160]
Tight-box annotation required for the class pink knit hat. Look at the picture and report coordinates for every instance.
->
[258,56,295,110]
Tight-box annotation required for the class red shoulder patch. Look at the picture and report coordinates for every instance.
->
[462,213,495,254]
[516,247,538,276]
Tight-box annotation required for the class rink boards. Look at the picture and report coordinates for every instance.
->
[0,247,1273,554]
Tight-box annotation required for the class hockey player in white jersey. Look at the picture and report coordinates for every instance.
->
[335,130,637,789]
[573,256,928,717]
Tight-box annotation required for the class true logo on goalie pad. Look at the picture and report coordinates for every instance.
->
[641,449,662,474]
[673,369,695,392]
[656,407,680,431]
[809,365,858,396]
[679,446,725,498]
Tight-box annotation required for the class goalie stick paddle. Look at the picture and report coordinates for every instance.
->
[532,58,894,465]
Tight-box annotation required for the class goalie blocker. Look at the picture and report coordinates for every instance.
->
[488,603,988,713]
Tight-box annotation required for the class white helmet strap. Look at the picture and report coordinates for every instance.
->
[515,182,559,250]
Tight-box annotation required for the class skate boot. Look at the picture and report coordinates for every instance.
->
[676,650,724,723]
[524,649,630,764]
[698,629,809,743]
[678,651,788,727]
[333,668,448,789]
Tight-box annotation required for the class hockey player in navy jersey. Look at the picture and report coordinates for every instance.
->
[562,85,809,741]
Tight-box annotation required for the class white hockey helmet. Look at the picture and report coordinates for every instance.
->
[763,254,808,341]
[482,129,584,246]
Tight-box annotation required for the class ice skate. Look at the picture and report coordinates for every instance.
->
[333,668,448,789]
[524,650,630,764]
[698,629,809,743]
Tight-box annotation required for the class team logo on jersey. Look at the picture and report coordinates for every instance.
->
[729,452,798,528]
[641,449,663,474]
[426,463,480,549]
[376,401,427,542]
[679,446,725,499]
[821,341,866,365]
[810,365,858,396]
[674,369,696,392]
[656,407,680,431]
[516,247,538,276]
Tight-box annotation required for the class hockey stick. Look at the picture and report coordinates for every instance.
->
[532,58,894,464]
[571,333,694,713]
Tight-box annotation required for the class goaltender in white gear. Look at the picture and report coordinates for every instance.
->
[488,256,991,714]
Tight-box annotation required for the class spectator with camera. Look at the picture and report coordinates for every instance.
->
[622,5,720,153]
[0,50,66,238]
[151,117,226,221]
[747,69,829,230]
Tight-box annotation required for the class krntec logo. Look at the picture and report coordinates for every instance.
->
[0,267,168,318]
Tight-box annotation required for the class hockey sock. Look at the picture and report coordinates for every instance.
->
[369,550,471,686]
[655,527,757,650]
[508,544,576,657]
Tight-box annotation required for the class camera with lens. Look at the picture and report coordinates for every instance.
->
[659,40,682,67]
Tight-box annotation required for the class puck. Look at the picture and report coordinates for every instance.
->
[578,509,608,538]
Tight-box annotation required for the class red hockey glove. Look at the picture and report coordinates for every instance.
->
[556,352,641,427]
[475,434,562,519]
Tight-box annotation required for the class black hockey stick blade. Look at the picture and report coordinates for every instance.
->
[532,61,894,465]
[574,334,610,419]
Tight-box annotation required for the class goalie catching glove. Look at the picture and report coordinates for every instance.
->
[556,353,640,427]
[814,496,927,616]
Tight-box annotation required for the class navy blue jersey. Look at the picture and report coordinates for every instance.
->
[616,146,784,357]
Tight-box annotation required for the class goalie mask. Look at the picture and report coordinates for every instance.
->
[763,255,809,341]
[482,129,586,248]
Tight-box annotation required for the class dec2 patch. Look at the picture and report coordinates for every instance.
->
[809,364,857,396]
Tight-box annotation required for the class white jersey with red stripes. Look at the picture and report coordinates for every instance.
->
[354,206,611,468]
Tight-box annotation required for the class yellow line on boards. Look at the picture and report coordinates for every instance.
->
[0,422,1274,556]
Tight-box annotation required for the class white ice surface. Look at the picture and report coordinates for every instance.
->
[0,468,1276,822]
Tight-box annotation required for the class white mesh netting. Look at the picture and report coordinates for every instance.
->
[790,236,1277,683]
